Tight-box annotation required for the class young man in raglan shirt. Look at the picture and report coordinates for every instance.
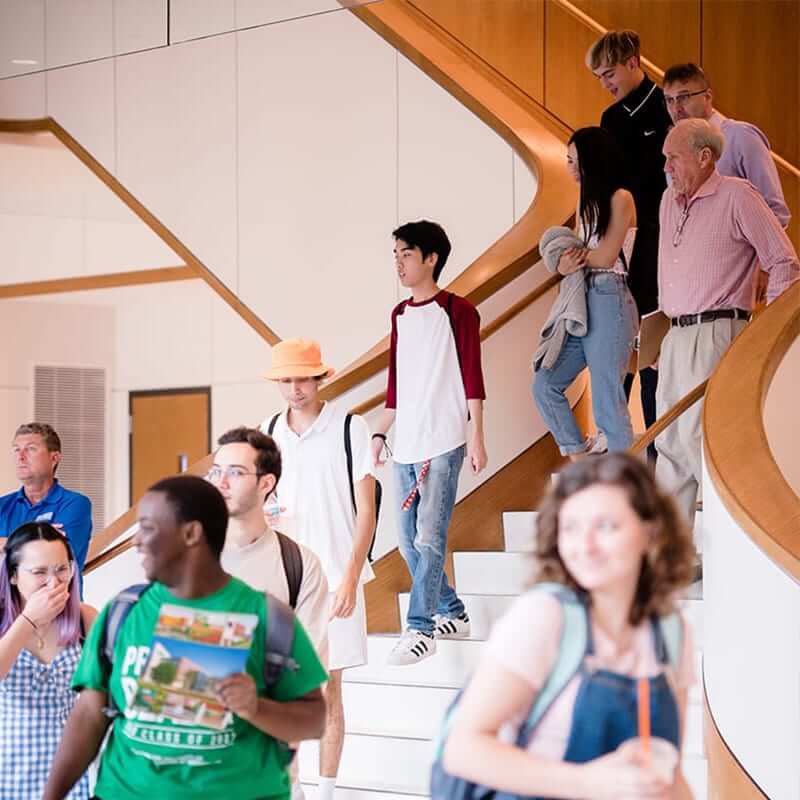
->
[44,475,326,800]
[372,220,487,666]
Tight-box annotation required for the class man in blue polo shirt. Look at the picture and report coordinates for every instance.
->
[0,423,93,571]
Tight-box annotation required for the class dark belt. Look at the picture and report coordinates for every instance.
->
[670,308,750,328]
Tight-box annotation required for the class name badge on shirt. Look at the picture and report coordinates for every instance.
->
[35,512,54,522]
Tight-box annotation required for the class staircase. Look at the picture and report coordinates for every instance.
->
[299,510,708,800]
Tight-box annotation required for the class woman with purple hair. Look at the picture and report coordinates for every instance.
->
[0,522,96,799]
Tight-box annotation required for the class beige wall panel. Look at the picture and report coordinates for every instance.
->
[571,0,701,69]
[115,34,238,289]
[211,381,282,443]
[0,73,46,118]
[0,389,32,492]
[702,0,799,166]
[236,10,398,371]
[113,0,167,55]
[398,53,515,288]
[544,1,610,130]
[409,0,545,103]
[513,152,538,223]
[46,58,116,171]
[169,0,235,43]
[0,0,45,79]
[45,0,113,70]
[0,214,85,283]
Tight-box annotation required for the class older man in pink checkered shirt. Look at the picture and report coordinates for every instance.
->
[655,118,799,536]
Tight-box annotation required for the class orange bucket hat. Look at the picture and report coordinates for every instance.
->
[264,339,335,381]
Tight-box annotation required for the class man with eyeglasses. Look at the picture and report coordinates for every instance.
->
[0,423,92,574]
[656,118,799,538]
[662,63,790,229]
[586,30,673,461]
[260,339,377,800]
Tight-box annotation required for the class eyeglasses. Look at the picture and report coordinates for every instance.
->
[673,206,691,247]
[664,88,708,107]
[19,563,74,582]
[206,466,262,483]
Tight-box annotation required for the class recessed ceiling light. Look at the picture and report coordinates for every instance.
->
[11,59,39,65]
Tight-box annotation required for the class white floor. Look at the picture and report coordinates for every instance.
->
[300,511,707,799]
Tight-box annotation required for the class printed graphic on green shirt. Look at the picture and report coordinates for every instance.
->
[72,578,327,800]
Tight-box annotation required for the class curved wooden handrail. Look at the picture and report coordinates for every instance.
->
[551,0,800,181]
[703,281,800,579]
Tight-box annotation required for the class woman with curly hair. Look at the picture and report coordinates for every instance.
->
[0,522,96,799]
[442,454,696,800]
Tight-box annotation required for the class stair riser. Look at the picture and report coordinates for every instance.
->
[397,593,516,641]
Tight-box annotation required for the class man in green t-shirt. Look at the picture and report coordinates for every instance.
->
[44,475,327,800]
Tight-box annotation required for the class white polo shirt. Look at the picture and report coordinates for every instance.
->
[260,401,376,588]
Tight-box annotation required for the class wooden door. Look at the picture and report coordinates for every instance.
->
[129,388,211,505]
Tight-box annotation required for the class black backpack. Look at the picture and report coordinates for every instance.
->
[267,412,383,562]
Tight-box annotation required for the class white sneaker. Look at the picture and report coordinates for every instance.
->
[433,611,471,639]
[585,430,608,455]
[386,630,436,665]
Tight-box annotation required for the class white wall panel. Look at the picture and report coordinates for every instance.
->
[0,389,32,492]
[398,55,514,288]
[209,293,272,385]
[513,152,538,224]
[0,0,45,78]
[113,0,167,55]
[235,0,354,27]
[115,34,238,287]
[0,214,84,282]
[46,57,116,170]
[169,0,235,43]
[45,0,113,70]
[0,72,46,118]
[236,10,397,369]
[211,381,281,443]
[84,220,182,273]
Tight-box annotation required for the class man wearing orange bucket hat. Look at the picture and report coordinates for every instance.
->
[261,338,377,800]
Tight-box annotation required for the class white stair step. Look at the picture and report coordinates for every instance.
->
[301,784,426,800]
[683,756,708,800]
[502,511,538,552]
[345,635,483,688]
[453,551,531,595]
[299,734,433,795]
[343,682,457,739]
[397,593,516,641]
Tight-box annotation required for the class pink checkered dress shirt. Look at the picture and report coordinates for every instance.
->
[658,171,799,317]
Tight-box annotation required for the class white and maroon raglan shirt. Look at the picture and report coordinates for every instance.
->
[386,290,486,464]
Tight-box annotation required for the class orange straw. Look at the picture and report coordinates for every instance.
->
[637,677,651,766]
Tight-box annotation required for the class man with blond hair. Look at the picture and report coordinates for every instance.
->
[261,338,377,800]
[656,118,799,533]
[586,30,673,459]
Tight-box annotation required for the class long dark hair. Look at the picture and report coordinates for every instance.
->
[0,522,82,646]
[568,126,629,243]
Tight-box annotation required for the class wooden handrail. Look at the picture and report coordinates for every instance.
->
[703,282,800,579]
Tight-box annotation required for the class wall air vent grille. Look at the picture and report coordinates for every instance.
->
[33,365,106,531]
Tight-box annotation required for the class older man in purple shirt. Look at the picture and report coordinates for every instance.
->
[663,62,790,228]
[656,119,799,539]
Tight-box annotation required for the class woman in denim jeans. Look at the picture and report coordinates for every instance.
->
[534,126,639,457]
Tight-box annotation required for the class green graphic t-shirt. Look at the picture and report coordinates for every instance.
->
[73,577,327,800]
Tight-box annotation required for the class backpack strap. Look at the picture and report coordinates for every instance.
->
[517,583,589,743]
[653,611,684,670]
[275,531,304,610]
[343,413,357,516]
[263,593,299,690]
[266,413,281,437]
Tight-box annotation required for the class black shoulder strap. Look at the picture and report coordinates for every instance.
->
[101,583,150,670]
[263,592,298,690]
[276,531,304,610]
[344,413,357,515]
[267,413,280,436]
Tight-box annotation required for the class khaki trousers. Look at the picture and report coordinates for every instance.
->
[655,317,747,528]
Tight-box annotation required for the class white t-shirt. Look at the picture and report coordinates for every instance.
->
[485,589,695,761]
[221,529,329,667]
[260,401,376,588]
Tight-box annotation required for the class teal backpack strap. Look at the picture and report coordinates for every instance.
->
[518,583,588,739]
[657,611,684,670]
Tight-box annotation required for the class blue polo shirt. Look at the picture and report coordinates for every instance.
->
[0,480,93,572]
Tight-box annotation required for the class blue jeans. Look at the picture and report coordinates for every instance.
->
[393,444,466,635]
[533,272,638,455]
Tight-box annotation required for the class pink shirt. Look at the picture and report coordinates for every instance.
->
[658,171,799,317]
[486,590,695,761]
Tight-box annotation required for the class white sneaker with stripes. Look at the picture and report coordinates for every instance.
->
[433,611,471,639]
[386,630,436,665]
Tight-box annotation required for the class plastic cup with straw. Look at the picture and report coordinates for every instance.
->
[635,677,679,783]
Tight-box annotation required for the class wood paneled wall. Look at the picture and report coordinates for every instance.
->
[410,0,800,247]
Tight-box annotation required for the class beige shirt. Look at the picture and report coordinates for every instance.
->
[222,528,330,668]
